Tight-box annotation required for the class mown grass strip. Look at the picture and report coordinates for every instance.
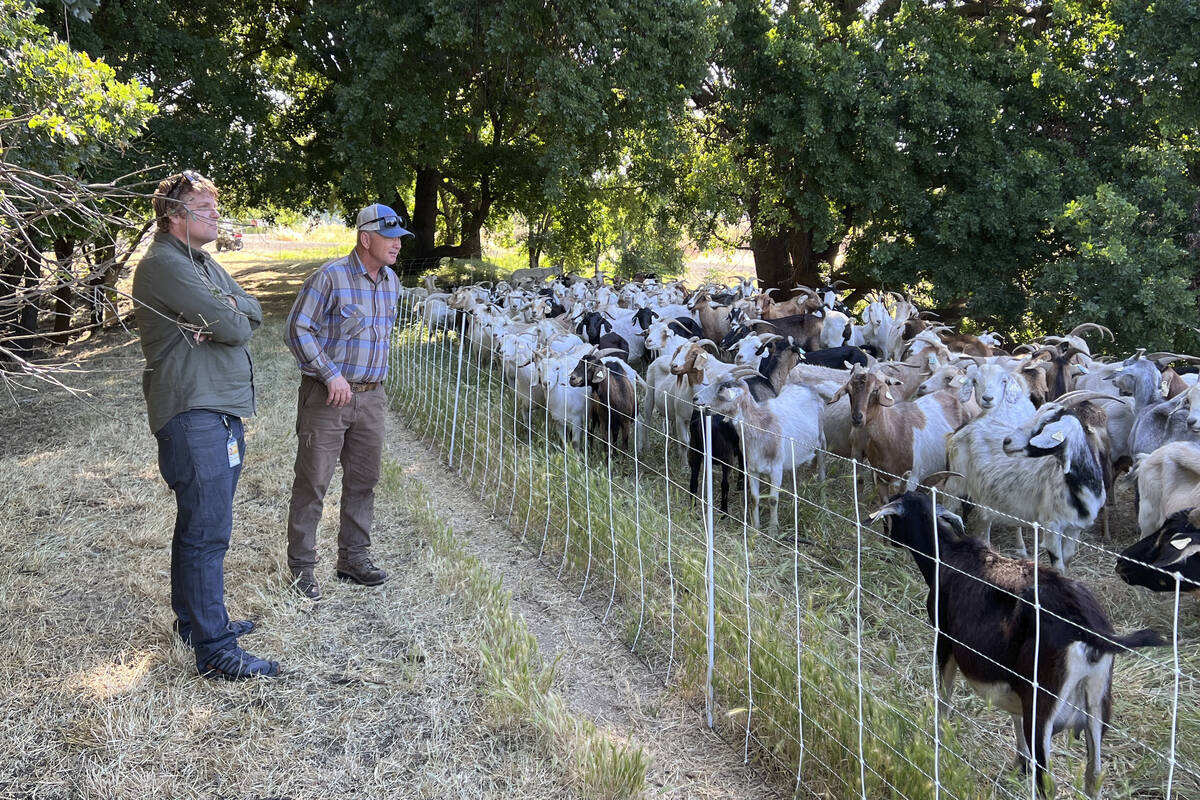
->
[383,461,648,800]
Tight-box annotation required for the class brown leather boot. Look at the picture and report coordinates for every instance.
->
[335,559,389,586]
[290,568,322,601]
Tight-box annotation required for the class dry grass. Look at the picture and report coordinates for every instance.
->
[0,260,651,800]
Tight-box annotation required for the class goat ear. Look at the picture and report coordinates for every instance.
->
[828,383,849,404]
[1029,420,1070,451]
[935,506,966,538]
[957,378,974,404]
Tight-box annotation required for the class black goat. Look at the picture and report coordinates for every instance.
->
[595,331,630,362]
[575,311,612,343]
[798,344,870,370]
[872,491,1164,799]
[687,407,742,515]
[568,352,639,453]
[1116,507,1200,594]
[753,312,823,352]
[632,306,702,339]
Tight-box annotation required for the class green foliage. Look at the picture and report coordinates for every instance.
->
[0,0,154,173]
[688,0,1199,348]
[286,0,711,262]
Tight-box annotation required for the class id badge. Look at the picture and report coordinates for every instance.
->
[227,435,241,467]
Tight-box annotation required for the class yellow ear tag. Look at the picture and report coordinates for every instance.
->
[1114,365,1125,372]
[884,390,894,401]
[952,376,964,386]
[1172,537,1191,551]
[1163,378,1171,396]
[1051,431,1065,442]
[696,352,708,367]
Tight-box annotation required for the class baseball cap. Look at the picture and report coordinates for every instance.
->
[355,204,413,238]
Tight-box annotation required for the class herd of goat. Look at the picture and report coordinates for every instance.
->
[402,270,1196,797]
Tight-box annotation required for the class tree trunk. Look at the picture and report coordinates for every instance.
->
[49,237,77,343]
[1,232,44,359]
[750,221,840,298]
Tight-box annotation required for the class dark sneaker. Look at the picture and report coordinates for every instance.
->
[335,560,389,586]
[174,619,256,646]
[199,645,280,680]
[290,569,322,601]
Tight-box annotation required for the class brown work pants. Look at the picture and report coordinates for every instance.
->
[286,375,386,572]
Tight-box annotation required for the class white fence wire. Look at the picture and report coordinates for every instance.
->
[385,300,1199,799]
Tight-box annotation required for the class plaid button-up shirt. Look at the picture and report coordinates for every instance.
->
[285,250,399,384]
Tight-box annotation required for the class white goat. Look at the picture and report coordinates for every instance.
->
[694,378,825,532]
[1126,440,1200,537]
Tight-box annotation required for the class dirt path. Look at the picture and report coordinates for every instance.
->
[385,418,783,800]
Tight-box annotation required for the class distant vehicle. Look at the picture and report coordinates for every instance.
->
[215,224,243,252]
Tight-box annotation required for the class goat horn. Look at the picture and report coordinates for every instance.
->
[868,500,904,523]
[1055,390,1127,406]
[1146,352,1200,366]
[697,338,721,353]
[729,366,765,380]
[1067,322,1114,341]
[595,348,626,358]
[830,279,848,289]
[921,470,965,488]
[759,333,784,343]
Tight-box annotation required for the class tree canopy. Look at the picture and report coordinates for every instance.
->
[19,0,1200,351]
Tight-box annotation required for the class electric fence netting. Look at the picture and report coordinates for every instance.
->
[385,298,1199,800]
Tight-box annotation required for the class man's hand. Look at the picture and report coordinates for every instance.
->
[326,375,352,408]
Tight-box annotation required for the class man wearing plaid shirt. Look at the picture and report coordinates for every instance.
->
[284,203,413,601]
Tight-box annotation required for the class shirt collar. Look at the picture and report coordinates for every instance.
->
[348,249,392,284]
[156,230,212,263]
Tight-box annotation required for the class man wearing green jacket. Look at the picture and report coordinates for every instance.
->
[132,171,280,680]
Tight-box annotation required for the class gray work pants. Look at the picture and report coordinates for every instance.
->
[286,375,386,572]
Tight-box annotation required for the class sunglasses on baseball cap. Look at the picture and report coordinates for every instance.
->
[356,204,413,238]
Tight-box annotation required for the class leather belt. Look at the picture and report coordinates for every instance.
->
[349,381,379,393]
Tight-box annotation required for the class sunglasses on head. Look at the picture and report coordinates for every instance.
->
[362,215,407,231]
[166,169,207,200]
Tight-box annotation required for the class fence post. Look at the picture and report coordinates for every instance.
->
[851,459,867,799]
[631,402,645,651]
[930,486,942,800]
[448,314,467,467]
[704,410,716,730]
[579,408,594,600]
[1030,522,1042,800]
[741,419,753,763]
[791,439,805,791]
[664,405,677,686]
[1167,577,1182,800]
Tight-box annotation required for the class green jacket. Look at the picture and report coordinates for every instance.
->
[132,232,262,433]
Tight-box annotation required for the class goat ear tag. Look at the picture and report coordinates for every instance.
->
[884,390,894,401]
[696,352,709,367]
[1163,378,1171,396]
[1051,431,1065,442]
[1171,537,1191,551]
